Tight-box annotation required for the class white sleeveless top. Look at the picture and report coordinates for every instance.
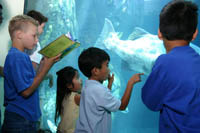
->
[58,92,79,133]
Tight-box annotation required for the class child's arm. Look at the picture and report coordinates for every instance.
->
[32,61,54,88]
[0,66,4,77]
[44,73,54,88]
[74,94,80,106]
[107,73,114,90]
[119,73,143,110]
[21,54,60,97]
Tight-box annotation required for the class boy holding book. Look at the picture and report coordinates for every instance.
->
[2,15,60,132]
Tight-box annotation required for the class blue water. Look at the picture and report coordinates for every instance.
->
[24,0,200,132]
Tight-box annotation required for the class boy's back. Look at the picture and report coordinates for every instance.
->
[143,45,200,132]
[142,0,200,132]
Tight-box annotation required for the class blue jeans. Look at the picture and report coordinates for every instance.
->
[2,111,38,133]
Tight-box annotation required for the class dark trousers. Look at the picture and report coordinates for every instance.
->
[1,111,37,133]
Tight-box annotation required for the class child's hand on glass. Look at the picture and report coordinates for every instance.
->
[108,73,114,90]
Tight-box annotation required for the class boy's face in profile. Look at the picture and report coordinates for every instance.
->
[38,22,45,36]
[20,23,38,50]
[97,60,110,82]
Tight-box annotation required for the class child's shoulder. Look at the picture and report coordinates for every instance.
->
[64,92,76,100]
[62,92,80,106]
[6,47,30,63]
[85,80,111,96]
[86,80,105,90]
[8,47,25,55]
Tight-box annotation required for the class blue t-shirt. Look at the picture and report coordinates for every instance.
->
[142,46,200,132]
[4,47,41,122]
[75,80,121,133]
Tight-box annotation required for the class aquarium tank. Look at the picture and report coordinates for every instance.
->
[24,0,200,132]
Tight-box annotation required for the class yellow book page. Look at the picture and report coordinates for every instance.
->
[39,34,80,58]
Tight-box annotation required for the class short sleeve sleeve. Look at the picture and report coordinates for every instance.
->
[95,86,121,112]
[11,54,35,93]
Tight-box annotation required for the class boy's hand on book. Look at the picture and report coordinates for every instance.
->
[51,53,61,62]
[40,54,61,70]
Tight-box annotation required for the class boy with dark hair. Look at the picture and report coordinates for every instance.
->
[27,10,48,26]
[75,47,143,133]
[1,15,60,132]
[142,0,200,132]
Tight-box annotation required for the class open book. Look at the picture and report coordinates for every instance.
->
[39,33,80,58]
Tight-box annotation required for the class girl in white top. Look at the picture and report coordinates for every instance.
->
[55,66,82,133]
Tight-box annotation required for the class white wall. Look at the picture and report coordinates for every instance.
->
[0,0,24,125]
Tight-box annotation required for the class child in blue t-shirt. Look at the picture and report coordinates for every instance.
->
[142,1,200,132]
[75,47,143,133]
[1,15,60,132]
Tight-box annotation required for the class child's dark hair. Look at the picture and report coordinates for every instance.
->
[55,66,77,123]
[159,0,198,42]
[26,10,48,25]
[0,4,3,24]
[78,47,110,78]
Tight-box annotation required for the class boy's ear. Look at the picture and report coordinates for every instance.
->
[192,29,198,41]
[15,30,23,39]
[91,67,100,76]
[158,29,163,40]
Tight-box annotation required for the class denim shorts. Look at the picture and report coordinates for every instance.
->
[1,111,38,133]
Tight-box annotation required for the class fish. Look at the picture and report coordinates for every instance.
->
[95,18,200,74]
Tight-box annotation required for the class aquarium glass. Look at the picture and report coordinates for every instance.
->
[24,0,200,132]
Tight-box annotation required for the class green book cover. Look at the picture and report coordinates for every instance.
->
[39,34,80,58]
